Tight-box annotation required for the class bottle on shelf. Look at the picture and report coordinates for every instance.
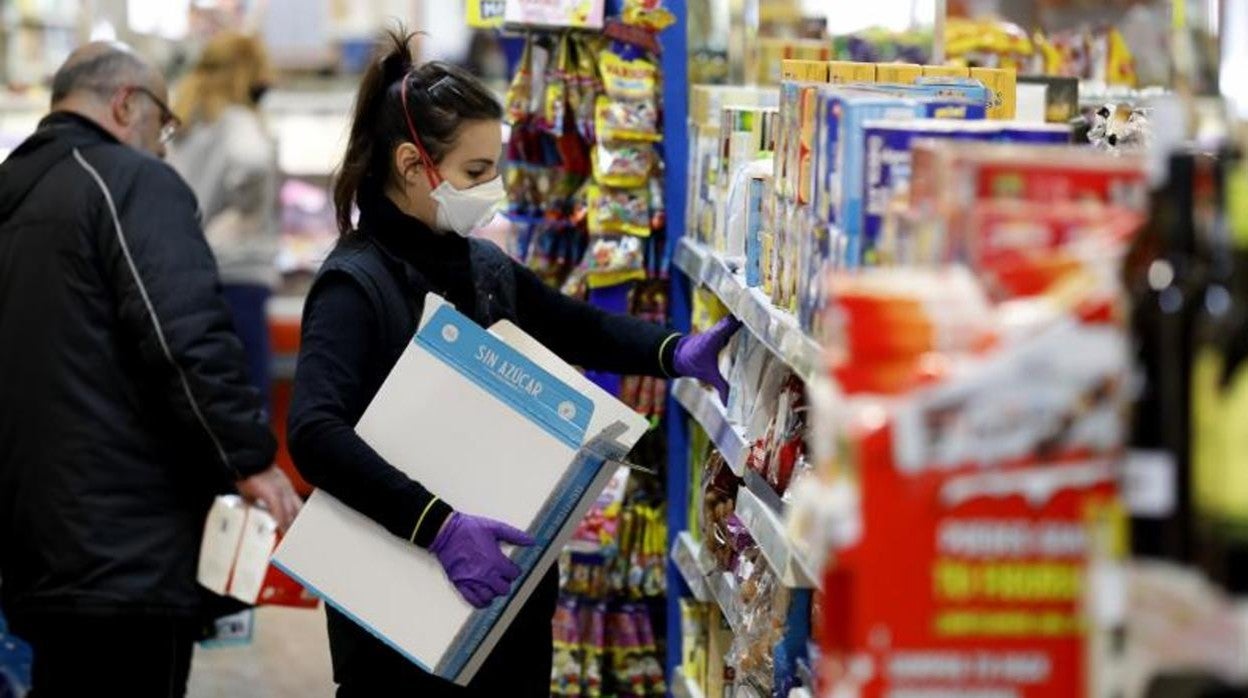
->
[1190,145,1248,592]
[1124,150,1210,562]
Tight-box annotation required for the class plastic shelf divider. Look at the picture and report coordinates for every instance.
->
[672,377,748,476]
[734,485,819,589]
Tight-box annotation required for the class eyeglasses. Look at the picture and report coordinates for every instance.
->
[123,85,182,144]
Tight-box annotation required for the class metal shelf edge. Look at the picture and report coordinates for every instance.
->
[672,377,748,476]
[671,531,711,603]
[735,485,817,589]
[676,239,823,384]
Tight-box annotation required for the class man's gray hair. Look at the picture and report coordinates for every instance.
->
[50,43,149,105]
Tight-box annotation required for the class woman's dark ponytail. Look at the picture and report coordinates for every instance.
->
[333,26,503,235]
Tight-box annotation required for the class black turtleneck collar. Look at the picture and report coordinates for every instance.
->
[354,185,477,317]
[355,186,467,265]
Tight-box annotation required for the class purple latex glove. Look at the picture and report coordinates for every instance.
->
[430,512,534,609]
[673,317,742,404]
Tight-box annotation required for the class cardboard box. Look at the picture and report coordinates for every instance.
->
[922,64,970,79]
[875,63,922,84]
[861,120,999,261]
[971,67,1017,120]
[798,83,824,206]
[909,142,1147,263]
[829,61,876,84]
[754,38,831,85]
[745,172,771,287]
[273,297,648,685]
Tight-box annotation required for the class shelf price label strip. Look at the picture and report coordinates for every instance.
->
[673,238,822,384]
[671,531,711,603]
[734,485,820,589]
[672,377,748,476]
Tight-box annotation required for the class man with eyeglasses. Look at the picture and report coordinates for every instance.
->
[0,41,301,696]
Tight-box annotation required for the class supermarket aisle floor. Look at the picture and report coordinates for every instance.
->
[188,606,334,697]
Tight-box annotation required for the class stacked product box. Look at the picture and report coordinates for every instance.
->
[687,85,779,248]
[907,142,1149,268]
[863,120,1071,266]
[754,61,1021,326]
[715,105,778,255]
[752,39,832,86]
[797,90,988,337]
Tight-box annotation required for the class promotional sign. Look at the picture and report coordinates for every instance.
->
[504,0,605,29]
[821,321,1128,697]
[467,0,506,28]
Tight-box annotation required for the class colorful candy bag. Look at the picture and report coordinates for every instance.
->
[586,184,650,237]
[592,141,656,188]
[595,95,661,142]
[543,34,571,135]
[621,0,676,32]
[506,37,536,124]
[599,49,658,102]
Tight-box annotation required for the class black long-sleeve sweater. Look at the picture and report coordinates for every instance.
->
[287,192,679,550]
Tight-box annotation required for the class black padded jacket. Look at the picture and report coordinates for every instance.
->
[0,113,275,619]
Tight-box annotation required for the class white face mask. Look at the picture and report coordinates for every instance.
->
[430,175,505,237]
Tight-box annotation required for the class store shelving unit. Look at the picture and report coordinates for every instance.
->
[671,377,748,476]
[661,1,821,692]
[670,530,743,633]
[734,483,819,589]
[671,237,824,384]
[671,531,711,603]
[662,0,695,685]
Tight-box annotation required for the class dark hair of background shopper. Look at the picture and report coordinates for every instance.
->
[169,32,281,406]
[287,28,738,697]
[0,41,301,697]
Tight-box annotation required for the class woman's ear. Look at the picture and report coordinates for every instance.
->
[393,142,424,186]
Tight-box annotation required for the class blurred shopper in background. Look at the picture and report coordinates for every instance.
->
[0,41,300,697]
[169,32,280,406]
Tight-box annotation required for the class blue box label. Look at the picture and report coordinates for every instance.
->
[415,304,593,449]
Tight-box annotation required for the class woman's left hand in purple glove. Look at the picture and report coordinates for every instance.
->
[673,316,742,404]
[430,511,535,609]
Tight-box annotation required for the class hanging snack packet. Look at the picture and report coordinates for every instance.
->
[622,0,676,31]
[586,184,651,237]
[574,36,603,141]
[582,235,647,288]
[594,95,661,142]
[542,34,571,135]
[505,37,535,123]
[599,48,657,102]
[591,142,655,188]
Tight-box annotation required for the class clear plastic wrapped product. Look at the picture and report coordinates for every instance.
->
[728,557,789,696]
[700,450,743,570]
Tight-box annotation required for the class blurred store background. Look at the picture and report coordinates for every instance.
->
[2,0,1247,697]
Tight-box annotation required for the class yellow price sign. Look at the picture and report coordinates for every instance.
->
[467,0,505,28]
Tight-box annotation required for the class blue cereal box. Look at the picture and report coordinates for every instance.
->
[745,173,769,287]
[998,122,1071,144]
[835,97,937,266]
[862,120,998,259]
[865,80,990,120]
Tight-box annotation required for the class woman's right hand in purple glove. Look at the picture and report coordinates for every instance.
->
[430,512,535,609]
